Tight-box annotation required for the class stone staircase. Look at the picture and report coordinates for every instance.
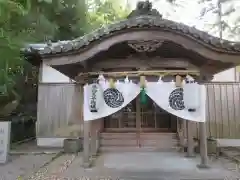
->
[99,132,179,152]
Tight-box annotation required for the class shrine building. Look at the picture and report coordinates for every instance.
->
[23,1,240,168]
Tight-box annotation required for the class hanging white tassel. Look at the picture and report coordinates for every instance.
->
[157,76,163,84]
[98,74,106,86]
[186,75,194,82]
[124,76,130,83]
[98,74,105,81]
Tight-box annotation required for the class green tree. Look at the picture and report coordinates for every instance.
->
[87,0,131,30]
[0,0,28,118]
[0,0,130,120]
[0,0,58,118]
[41,0,88,40]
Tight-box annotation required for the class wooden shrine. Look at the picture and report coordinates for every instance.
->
[23,1,240,168]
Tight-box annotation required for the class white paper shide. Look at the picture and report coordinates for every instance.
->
[183,75,201,111]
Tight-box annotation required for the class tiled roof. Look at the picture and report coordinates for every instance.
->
[23,2,240,57]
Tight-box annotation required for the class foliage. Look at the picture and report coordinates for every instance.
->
[0,0,28,114]
[86,0,131,30]
[0,0,131,119]
[42,0,88,40]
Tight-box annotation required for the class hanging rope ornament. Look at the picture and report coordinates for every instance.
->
[175,75,182,87]
[109,78,115,88]
[140,76,147,105]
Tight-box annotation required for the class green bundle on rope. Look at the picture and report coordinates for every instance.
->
[140,87,147,105]
[140,76,147,105]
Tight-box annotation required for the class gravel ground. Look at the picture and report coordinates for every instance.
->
[23,153,240,180]
[5,151,239,180]
[0,154,58,180]
[25,154,77,180]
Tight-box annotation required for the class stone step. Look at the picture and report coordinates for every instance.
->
[140,134,177,138]
[100,139,178,146]
[100,132,177,139]
[99,132,179,152]
[100,139,138,146]
[99,146,180,152]
[140,140,178,146]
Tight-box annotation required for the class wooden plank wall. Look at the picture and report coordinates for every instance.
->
[36,83,82,138]
[193,82,240,139]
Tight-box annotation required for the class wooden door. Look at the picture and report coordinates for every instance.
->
[103,95,176,132]
[104,98,137,132]
[137,96,177,147]
[140,96,157,131]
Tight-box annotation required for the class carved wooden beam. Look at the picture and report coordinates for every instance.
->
[127,40,164,52]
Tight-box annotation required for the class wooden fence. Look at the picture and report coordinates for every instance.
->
[37,82,240,139]
[193,82,240,139]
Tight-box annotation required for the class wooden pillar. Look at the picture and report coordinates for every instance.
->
[178,119,184,152]
[182,119,187,151]
[90,120,100,157]
[90,123,97,157]
[186,120,195,157]
[83,121,91,167]
[76,75,91,168]
[197,122,209,168]
[197,72,210,169]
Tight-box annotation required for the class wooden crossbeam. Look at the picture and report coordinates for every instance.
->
[77,70,200,78]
